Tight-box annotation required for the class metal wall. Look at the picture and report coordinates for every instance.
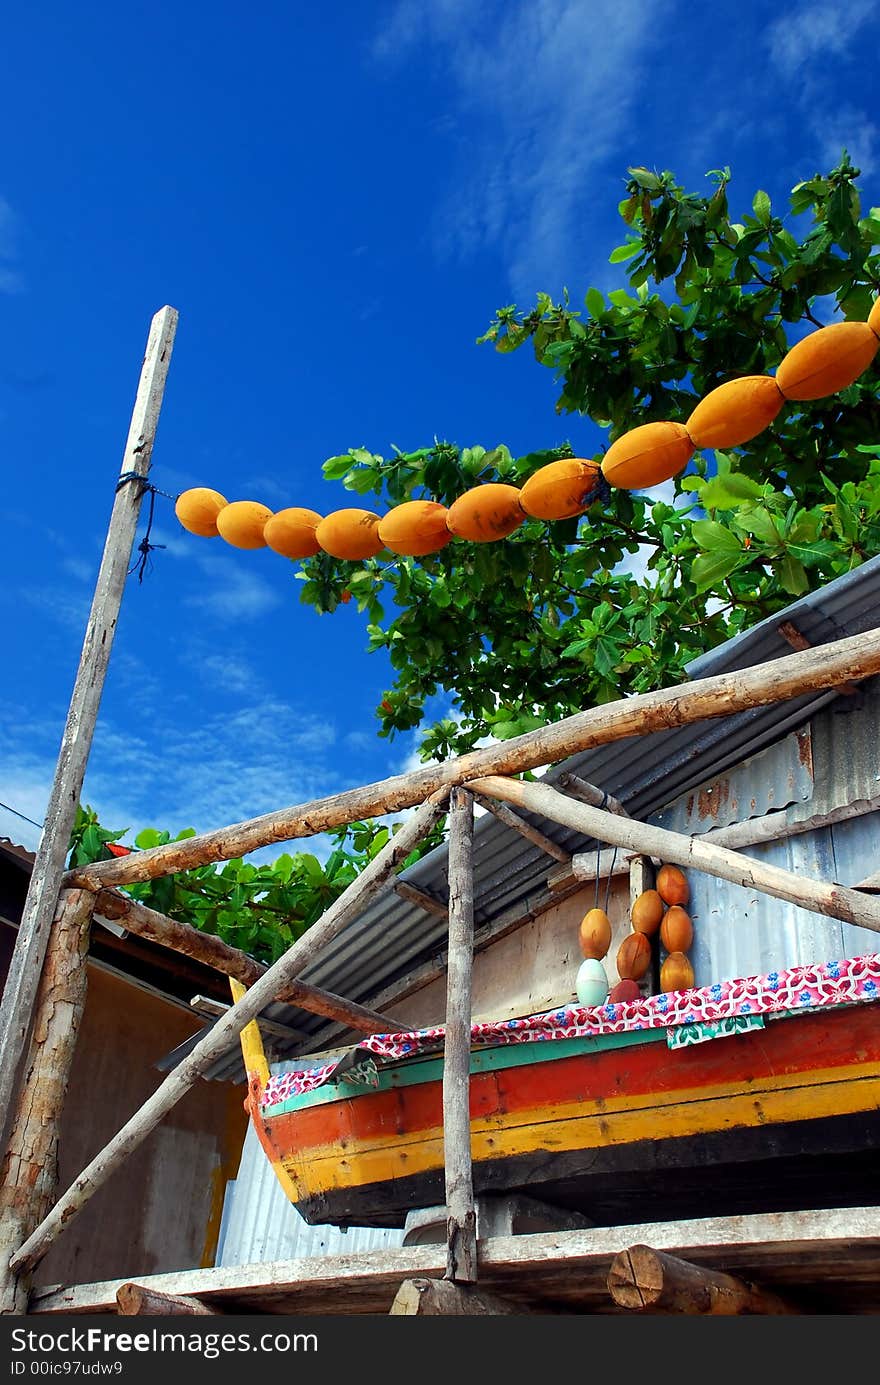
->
[651,685,880,985]
[216,1062,404,1267]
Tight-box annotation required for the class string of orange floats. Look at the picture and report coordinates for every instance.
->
[576,864,695,1007]
[175,301,880,560]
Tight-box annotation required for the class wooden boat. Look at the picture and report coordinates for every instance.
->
[245,973,880,1230]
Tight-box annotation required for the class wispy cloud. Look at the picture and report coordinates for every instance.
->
[765,3,878,173]
[371,0,670,296]
[0,197,24,294]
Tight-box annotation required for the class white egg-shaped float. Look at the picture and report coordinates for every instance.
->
[575,957,609,1008]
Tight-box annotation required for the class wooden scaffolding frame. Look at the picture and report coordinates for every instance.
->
[3,309,880,1315]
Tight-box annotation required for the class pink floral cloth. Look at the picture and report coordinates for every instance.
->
[261,951,880,1109]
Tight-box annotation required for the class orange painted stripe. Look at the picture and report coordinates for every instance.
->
[277,1067,880,1195]
[257,1004,880,1157]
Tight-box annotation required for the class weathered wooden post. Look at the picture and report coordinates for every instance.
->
[0,307,178,1153]
[0,890,95,1312]
[443,786,477,1286]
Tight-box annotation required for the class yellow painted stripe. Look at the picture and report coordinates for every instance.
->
[229,978,270,1088]
[279,1064,880,1196]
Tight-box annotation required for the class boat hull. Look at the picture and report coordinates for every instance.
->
[250,1002,880,1228]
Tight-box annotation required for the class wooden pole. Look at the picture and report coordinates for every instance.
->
[443,787,477,1285]
[607,1244,797,1314]
[8,792,447,1277]
[555,773,630,816]
[0,307,178,1149]
[66,628,880,890]
[392,880,449,919]
[0,890,94,1314]
[469,775,880,935]
[96,888,400,1035]
[116,1283,223,1316]
[471,792,571,863]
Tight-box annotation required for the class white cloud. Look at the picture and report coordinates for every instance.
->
[767,1,875,75]
[371,0,670,295]
[765,3,877,173]
[0,196,23,294]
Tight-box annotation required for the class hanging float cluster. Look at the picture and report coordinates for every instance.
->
[574,863,697,1008]
[175,300,880,557]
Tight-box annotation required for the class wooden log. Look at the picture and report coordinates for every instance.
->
[0,307,178,1151]
[470,776,880,935]
[0,890,94,1314]
[778,621,859,695]
[572,791,880,881]
[189,996,307,1044]
[66,629,880,890]
[393,880,448,919]
[443,787,477,1285]
[555,773,630,816]
[389,1277,520,1315]
[116,1283,223,1316]
[95,888,398,1035]
[8,792,447,1277]
[607,1244,797,1314]
[472,793,571,863]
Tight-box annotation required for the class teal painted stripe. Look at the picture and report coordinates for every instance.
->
[261,1026,667,1118]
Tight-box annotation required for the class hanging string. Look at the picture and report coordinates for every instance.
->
[116,472,177,583]
[603,846,619,915]
[593,789,610,910]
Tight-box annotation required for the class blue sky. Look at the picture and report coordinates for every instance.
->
[1,0,878,857]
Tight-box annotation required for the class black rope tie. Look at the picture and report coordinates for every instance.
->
[116,472,177,583]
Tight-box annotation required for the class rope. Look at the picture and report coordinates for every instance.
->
[116,472,177,583]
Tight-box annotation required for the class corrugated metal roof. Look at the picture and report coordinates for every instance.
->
[200,555,880,1080]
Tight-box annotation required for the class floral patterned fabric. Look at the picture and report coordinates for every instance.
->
[261,951,880,1109]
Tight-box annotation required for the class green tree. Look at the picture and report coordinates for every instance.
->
[296,155,880,758]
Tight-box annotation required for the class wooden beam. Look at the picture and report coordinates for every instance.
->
[189,996,307,1044]
[8,793,447,1278]
[393,880,448,919]
[778,621,859,695]
[0,307,178,1151]
[607,1244,797,1314]
[116,1283,224,1316]
[28,1206,880,1317]
[570,791,880,882]
[66,629,880,890]
[95,888,398,1036]
[443,787,477,1285]
[472,792,570,863]
[470,776,880,935]
[389,1277,521,1315]
[0,890,94,1313]
[555,773,630,816]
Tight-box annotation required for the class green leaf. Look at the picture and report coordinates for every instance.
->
[752,189,771,225]
[777,555,809,595]
[609,240,640,264]
[690,549,746,591]
[697,472,765,509]
[691,519,742,552]
[585,287,605,318]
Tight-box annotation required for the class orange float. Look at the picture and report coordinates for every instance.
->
[216,500,274,549]
[315,509,385,560]
[174,487,228,538]
[377,501,453,556]
[263,507,323,560]
[616,932,652,982]
[578,908,612,960]
[660,951,695,993]
[601,421,695,491]
[630,889,664,936]
[686,376,784,449]
[519,458,601,520]
[775,321,879,401]
[446,484,525,542]
[660,905,694,953]
[869,297,880,338]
